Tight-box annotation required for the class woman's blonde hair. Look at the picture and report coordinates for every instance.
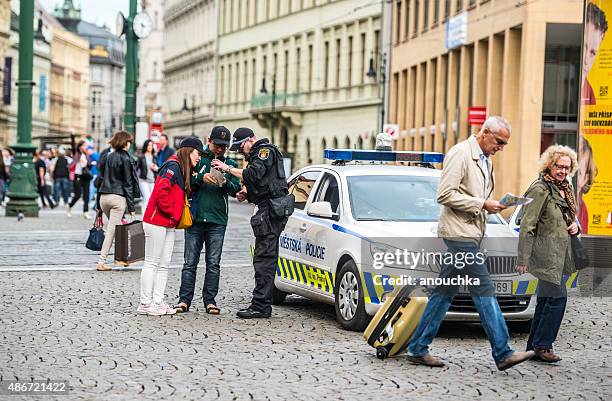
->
[537,144,578,176]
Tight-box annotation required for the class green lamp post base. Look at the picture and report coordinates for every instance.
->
[5,144,39,217]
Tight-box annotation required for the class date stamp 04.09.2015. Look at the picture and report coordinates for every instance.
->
[0,380,69,395]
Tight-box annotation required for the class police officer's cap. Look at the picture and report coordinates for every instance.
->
[229,127,255,151]
[209,125,231,146]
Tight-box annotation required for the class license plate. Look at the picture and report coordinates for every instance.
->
[494,281,511,295]
[459,281,511,294]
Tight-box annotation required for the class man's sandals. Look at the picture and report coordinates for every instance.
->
[173,302,220,314]
[174,302,189,313]
[206,304,220,315]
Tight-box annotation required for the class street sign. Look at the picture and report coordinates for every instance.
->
[446,11,468,50]
[468,106,487,125]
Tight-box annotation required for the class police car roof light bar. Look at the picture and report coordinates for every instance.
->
[324,149,445,164]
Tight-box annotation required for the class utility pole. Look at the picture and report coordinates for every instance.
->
[6,0,39,217]
[124,0,138,137]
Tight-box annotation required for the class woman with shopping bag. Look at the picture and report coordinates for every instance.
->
[138,137,204,316]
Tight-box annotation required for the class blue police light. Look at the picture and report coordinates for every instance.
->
[324,149,444,164]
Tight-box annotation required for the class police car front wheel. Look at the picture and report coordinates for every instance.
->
[334,260,369,331]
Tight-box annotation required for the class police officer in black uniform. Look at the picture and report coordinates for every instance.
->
[211,128,291,318]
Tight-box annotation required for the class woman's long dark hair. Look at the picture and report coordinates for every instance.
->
[175,147,194,194]
[141,139,155,156]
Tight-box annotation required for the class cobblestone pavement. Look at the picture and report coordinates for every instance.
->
[0,202,611,400]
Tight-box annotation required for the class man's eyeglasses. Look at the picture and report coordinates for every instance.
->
[554,164,571,172]
[486,129,508,146]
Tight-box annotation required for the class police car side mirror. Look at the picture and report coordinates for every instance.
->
[307,201,339,221]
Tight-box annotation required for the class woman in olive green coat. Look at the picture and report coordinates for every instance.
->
[516,145,579,363]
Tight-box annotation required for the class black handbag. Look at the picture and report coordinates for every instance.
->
[570,235,590,270]
[269,194,295,219]
[86,213,105,251]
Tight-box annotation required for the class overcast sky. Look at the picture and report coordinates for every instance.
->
[38,0,130,32]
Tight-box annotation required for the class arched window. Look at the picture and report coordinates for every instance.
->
[321,138,327,163]
[332,137,338,149]
[370,135,376,149]
[280,127,288,153]
[344,136,351,149]
[357,136,363,149]
[306,139,311,164]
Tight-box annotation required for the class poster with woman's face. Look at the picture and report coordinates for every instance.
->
[579,1,612,236]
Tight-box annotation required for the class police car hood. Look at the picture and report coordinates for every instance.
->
[355,221,515,239]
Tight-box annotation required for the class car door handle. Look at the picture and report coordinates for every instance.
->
[299,223,307,232]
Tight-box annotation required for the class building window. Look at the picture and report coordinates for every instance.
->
[284,49,289,93]
[414,0,420,35]
[244,60,249,101]
[395,0,402,43]
[252,58,257,96]
[324,41,329,89]
[445,0,451,19]
[456,0,463,14]
[434,0,440,23]
[347,36,353,87]
[335,38,341,88]
[308,44,313,92]
[296,47,301,92]
[405,0,411,38]
[423,0,429,31]
[219,66,225,104]
[360,33,366,84]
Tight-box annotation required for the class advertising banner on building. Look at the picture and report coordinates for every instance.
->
[579,0,612,236]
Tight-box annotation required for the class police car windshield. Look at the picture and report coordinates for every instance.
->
[347,175,502,224]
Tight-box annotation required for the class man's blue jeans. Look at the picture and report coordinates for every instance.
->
[526,277,567,351]
[408,239,514,363]
[179,222,226,307]
[53,177,70,204]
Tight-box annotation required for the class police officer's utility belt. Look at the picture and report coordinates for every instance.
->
[268,193,295,219]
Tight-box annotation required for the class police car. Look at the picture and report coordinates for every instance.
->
[271,148,557,332]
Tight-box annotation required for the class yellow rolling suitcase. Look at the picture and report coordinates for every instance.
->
[363,286,428,360]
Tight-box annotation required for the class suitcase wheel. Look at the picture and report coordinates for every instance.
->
[376,347,389,360]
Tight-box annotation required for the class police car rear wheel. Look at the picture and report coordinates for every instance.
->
[335,260,369,331]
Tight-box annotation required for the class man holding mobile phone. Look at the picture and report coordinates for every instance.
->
[174,126,241,315]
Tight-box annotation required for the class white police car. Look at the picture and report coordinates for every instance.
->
[271,149,554,332]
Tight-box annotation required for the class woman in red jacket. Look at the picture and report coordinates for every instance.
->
[138,137,204,316]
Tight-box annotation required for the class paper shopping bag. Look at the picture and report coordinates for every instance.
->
[115,220,145,265]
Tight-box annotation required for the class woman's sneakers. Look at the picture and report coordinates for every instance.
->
[137,303,176,316]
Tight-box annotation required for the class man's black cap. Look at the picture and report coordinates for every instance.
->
[209,126,231,146]
[178,136,206,154]
[229,127,255,151]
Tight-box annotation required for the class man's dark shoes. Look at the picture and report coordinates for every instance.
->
[236,307,271,319]
[407,354,445,367]
[496,351,535,371]
[533,348,561,363]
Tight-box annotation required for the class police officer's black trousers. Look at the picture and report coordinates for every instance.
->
[250,204,287,314]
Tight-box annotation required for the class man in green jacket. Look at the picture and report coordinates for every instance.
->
[175,126,241,314]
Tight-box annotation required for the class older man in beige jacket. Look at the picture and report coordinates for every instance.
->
[407,116,535,371]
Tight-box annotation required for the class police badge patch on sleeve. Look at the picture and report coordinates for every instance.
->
[258,148,270,160]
